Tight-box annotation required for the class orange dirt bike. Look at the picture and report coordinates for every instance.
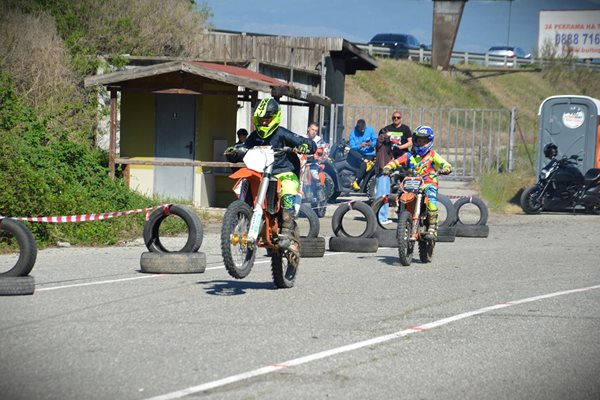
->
[395,173,441,266]
[221,146,301,288]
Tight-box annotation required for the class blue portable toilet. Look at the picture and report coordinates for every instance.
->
[537,95,600,174]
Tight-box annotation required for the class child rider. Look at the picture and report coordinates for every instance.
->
[382,125,452,239]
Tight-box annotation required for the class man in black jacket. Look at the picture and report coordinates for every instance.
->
[225,97,316,262]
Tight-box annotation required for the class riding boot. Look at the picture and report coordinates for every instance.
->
[425,211,439,240]
[280,210,300,266]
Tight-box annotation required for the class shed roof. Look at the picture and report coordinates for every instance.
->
[84,60,331,106]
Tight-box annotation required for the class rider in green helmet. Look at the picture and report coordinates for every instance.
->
[225,97,317,263]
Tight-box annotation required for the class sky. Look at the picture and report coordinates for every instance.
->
[204,0,600,55]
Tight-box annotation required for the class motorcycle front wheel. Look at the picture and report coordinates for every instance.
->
[520,185,544,214]
[221,200,256,279]
[397,211,414,266]
[271,250,296,288]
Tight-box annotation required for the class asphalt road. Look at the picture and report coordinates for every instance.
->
[1,210,599,400]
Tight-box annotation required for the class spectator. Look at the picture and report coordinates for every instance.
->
[375,111,413,224]
[348,119,377,191]
[305,122,327,205]
[306,121,326,148]
[235,128,249,146]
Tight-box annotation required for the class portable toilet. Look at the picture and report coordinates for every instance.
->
[537,95,600,174]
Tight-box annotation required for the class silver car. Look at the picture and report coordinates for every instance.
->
[486,46,530,66]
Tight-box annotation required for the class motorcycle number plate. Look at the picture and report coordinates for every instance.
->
[403,178,422,192]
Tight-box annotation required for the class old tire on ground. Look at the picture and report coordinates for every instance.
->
[140,252,206,274]
[371,194,399,230]
[331,201,377,239]
[299,237,326,258]
[328,236,379,253]
[0,276,35,296]
[455,224,489,238]
[437,193,457,228]
[437,226,456,243]
[374,229,398,248]
[454,196,488,226]
[0,218,37,277]
[297,204,320,238]
[144,205,203,253]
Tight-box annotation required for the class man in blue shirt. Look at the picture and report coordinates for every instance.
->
[348,119,377,190]
[349,119,376,157]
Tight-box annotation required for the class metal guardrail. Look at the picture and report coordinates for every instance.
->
[355,44,600,70]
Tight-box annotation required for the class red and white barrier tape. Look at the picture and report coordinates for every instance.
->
[0,204,172,223]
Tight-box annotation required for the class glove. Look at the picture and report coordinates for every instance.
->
[382,168,391,176]
[224,146,235,155]
[296,143,310,154]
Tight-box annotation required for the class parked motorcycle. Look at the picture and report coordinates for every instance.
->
[221,146,300,288]
[325,138,377,203]
[396,174,438,266]
[520,144,600,215]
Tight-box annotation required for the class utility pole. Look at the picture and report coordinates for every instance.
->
[506,0,513,46]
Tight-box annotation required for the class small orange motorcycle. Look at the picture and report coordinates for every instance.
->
[396,174,436,266]
[221,146,299,288]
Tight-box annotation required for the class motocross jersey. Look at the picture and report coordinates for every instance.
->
[384,149,452,186]
[240,126,317,176]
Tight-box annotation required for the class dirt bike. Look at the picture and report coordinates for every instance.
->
[221,146,300,288]
[298,148,329,218]
[395,173,439,266]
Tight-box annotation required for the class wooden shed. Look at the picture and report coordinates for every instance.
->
[84,33,377,208]
[84,60,331,208]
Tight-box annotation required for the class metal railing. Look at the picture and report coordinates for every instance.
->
[355,44,600,70]
[328,104,516,180]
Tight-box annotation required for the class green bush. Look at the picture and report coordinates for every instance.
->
[0,76,153,247]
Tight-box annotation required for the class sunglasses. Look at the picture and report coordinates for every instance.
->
[392,116,402,120]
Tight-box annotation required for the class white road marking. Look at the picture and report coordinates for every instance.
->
[36,252,347,291]
[144,284,600,400]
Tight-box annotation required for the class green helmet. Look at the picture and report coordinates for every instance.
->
[253,97,281,139]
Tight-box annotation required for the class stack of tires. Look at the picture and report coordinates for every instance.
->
[297,204,326,258]
[329,201,379,252]
[449,196,489,238]
[140,205,207,274]
[0,218,37,296]
[370,193,458,247]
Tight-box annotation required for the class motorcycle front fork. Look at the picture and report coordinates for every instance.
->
[409,193,424,241]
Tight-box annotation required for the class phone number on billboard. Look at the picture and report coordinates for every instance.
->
[556,33,600,45]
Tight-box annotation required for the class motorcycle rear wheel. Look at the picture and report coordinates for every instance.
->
[221,200,256,279]
[271,251,296,288]
[418,238,434,263]
[520,185,544,214]
[397,211,414,266]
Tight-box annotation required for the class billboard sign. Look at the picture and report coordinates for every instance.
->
[539,10,600,59]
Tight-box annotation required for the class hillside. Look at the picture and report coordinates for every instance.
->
[345,59,600,142]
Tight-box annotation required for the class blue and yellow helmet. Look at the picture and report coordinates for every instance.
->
[412,125,434,157]
[253,97,281,139]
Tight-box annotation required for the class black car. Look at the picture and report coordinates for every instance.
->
[368,33,426,58]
